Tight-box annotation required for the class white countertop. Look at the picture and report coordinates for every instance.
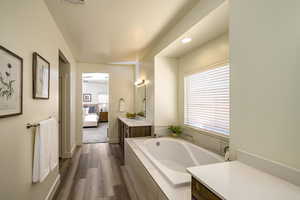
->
[187,161,300,200]
[118,116,152,127]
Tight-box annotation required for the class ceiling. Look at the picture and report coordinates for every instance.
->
[45,0,199,63]
[158,1,228,58]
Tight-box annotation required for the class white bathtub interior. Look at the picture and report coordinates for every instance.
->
[134,138,224,186]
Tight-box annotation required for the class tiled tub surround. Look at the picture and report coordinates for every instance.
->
[237,150,300,187]
[123,137,224,200]
[153,125,229,156]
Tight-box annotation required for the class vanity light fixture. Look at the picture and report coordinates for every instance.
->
[181,37,192,44]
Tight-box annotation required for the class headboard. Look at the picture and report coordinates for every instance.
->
[83,104,99,114]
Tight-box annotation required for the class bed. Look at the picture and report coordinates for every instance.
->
[82,105,99,127]
[83,113,99,127]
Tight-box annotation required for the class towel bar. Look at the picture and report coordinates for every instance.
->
[26,116,54,129]
[26,123,40,129]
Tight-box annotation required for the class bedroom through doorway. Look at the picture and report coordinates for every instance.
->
[82,73,109,143]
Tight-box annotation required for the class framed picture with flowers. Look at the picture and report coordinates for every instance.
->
[0,45,23,118]
[33,52,50,99]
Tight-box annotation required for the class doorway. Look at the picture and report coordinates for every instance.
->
[82,73,109,143]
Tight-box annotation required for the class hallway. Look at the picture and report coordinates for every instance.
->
[54,143,130,200]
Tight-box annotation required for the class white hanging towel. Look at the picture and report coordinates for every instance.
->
[49,118,59,170]
[33,119,51,183]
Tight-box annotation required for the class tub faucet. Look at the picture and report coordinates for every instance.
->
[223,146,229,153]
[224,146,230,161]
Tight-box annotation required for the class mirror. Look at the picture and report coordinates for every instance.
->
[135,85,146,118]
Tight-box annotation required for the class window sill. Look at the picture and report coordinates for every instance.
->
[183,124,229,142]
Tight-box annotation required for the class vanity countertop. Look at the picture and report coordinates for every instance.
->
[187,161,300,200]
[118,116,152,127]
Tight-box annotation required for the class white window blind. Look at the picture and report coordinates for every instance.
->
[184,65,230,135]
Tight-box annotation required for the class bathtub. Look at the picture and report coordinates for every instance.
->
[134,137,224,186]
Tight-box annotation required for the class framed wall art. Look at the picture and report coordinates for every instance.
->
[83,93,92,102]
[0,45,23,118]
[33,52,50,99]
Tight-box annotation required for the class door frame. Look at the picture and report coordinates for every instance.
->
[81,72,110,143]
[58,50,72,158]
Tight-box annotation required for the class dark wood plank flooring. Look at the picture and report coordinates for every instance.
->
[53,143,130,200]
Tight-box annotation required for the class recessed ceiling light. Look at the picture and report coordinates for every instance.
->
[181,37,192,44]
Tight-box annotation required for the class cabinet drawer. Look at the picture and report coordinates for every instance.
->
[192,177,222,200]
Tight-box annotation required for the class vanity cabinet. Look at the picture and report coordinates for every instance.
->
[118,118,151,164]
[192,177,222,200]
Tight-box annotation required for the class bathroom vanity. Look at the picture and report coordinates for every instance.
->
[118,117,152,163]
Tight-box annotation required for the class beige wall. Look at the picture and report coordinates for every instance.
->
[76,63,134,144]
[0,0,77,199]
[154,56,178,127]
[230,0,300,169]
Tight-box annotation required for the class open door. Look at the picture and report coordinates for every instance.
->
[58,51,71,159]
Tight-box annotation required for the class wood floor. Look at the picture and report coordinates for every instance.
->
[53,143,130,200]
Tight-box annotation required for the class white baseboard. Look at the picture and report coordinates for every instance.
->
[237,150,300,186]
[45,174,60,200]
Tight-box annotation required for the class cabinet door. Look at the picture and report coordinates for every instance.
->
[192,178,222,200]
[130,126,152,137]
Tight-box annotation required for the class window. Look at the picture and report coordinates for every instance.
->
[98,94,108,104]
[184,65,230,135]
